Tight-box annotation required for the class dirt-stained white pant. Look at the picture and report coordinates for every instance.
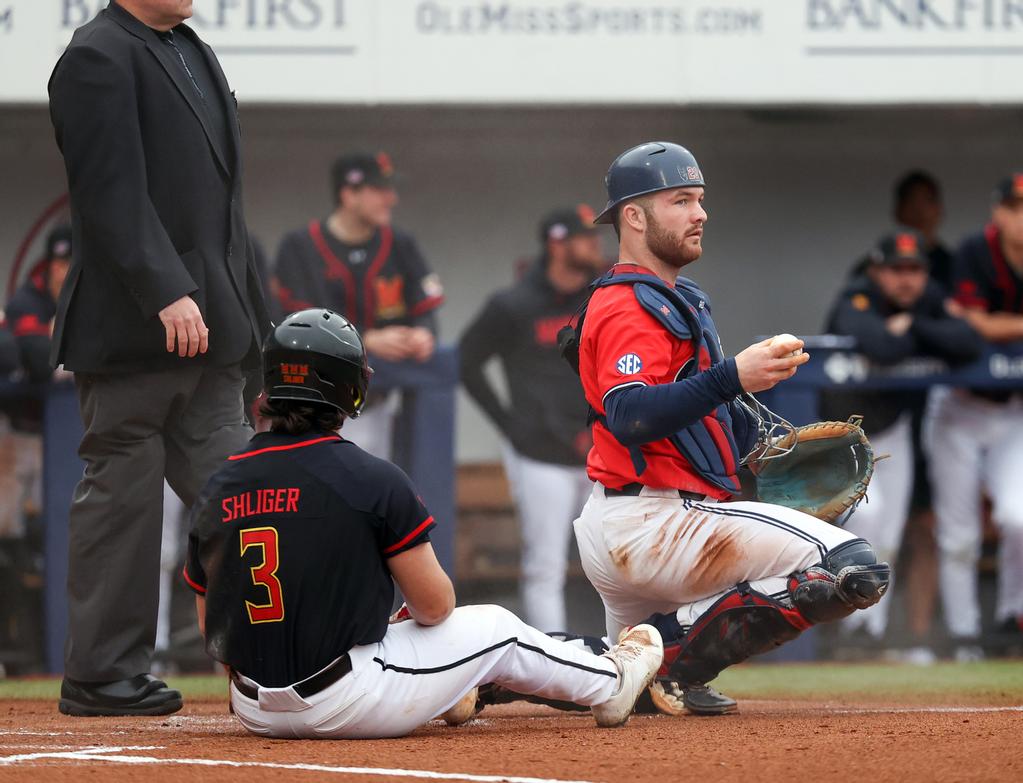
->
[574,484,858,641]
[925,388,1023,637]
[842,413,914,639]
[502,445,593,632]
[229,604,618,739]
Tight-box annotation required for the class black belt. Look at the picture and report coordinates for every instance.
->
[604,482,705,501]
[232,652,353,701]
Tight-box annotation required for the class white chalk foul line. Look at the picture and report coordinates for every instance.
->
[827,705,1023,715]
[0,746,599,783]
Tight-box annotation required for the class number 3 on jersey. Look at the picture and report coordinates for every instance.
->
[239,526,284,624]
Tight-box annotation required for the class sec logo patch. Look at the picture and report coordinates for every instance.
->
[616,354,643,375]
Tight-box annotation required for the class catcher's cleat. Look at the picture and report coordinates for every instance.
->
[638,679,738,717]
[438,687,480,726]
[592,624,663,728]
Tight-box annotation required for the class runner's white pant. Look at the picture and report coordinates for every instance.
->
[574,485,858,641]
[341,391,400,461]
[842,413,914,639]
[229,604,618,739]
[502,446,593,632]
[925,388,1023,637]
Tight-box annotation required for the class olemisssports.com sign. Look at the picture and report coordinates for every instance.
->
[1,0,1020,104]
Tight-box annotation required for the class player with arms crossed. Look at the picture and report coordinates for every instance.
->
[184,309,662,738]
[567,142,890,716]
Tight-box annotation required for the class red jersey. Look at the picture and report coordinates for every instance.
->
[579,264,730,499]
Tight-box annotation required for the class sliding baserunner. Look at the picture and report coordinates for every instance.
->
[184,308,662,738]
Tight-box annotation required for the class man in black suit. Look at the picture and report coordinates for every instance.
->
[48,0,270,716]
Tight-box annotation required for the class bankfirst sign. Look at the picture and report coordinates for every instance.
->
[1,1,1020,104]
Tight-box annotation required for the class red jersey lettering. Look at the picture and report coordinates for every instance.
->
[221,488,303,523]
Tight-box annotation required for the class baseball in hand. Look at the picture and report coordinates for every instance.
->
[771,333,803,357]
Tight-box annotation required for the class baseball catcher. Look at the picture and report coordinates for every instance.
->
[562,141,890,717]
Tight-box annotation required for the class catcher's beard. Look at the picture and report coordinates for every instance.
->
[644,208,703,269]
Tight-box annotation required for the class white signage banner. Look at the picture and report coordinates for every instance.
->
[0,1,1020,104]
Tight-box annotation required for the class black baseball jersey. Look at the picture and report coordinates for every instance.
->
[820,275,983,434]
[954,224,1023,315]
[952,224,1023,402]
[459,260,591,466]
[272,220,444,330]
[5,260,57,382]
[184,431,435,687]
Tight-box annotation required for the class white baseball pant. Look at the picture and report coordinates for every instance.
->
[574,485,858,642]
[502,445,593,632]
[157,482,187,654]
[340,391,400,461]
[841,413,914,639]
[925,388,1023,637]
[229,604,618,739]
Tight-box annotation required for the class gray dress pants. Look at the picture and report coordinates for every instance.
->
[64,364,251,681]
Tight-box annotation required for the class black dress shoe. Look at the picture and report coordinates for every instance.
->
[59,674,183,717]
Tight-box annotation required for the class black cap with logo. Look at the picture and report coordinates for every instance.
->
[331,151,397,199]
[539,204,598,245]
[869,230,928,267]
[993,173,1023,205]
[46,225,72,261]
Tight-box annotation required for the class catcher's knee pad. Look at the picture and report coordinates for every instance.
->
[664,584,808,686]
[788,539,891,624]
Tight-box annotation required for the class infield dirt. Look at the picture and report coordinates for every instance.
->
[1,696,1020,783]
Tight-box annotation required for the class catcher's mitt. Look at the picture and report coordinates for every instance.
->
[748,416,875,525]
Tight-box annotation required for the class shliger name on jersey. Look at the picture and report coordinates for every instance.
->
[221,488,302,523]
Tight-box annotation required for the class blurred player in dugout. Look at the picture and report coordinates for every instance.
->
[0,225,73,670]
[5,226,73,382]
[822,230,982,652]
[271,152,444,459]
[460,206,608,632]
[851,171,955,291]
[926,173,1023,658]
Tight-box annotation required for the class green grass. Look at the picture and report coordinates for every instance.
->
[2,661,1022,703]
[714,660,1023,701]
[0,674,231,701]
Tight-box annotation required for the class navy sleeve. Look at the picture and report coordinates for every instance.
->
[603,359,742,447]
[398,234,444,331]
[5,287,54,382]
[911,291,985,364]
[374,462,436,558]
[271,231,318,318]
[830,296,917,364]
[459,295,512,436]
[0,325,19,376]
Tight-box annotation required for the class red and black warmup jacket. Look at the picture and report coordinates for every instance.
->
[4,260,57,382]
[271,220,444,333]
[953,224,1023,402]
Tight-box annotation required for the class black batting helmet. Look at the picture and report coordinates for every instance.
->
[263,309,371,418]
[594,141,706,224]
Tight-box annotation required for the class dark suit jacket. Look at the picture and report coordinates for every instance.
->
[48,1,269,373]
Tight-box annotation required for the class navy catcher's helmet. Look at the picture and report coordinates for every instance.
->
[263,309,371,418]
[594,141,706,224]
